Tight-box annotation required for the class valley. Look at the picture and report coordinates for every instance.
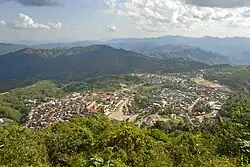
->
[2,0,250,165]
[0,42,250,167]
[20,73,230,129]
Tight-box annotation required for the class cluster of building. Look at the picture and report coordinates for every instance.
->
[25,73,231,128]
[134,74,230,126]
[26,90,133,128]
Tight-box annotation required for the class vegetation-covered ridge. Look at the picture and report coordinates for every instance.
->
[0,45,212,91]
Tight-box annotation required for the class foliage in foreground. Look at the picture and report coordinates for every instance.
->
[0,114,244,167]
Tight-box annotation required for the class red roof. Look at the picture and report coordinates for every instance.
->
[147,116,153,121]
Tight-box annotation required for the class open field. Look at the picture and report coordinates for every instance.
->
[143,86,153,90]
[191,77,222,88]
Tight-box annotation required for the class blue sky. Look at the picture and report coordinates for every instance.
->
[1,0,250,41]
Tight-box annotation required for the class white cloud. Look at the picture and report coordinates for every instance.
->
[0,20,6,25]
[104,0,116,9]
[88,25,117,33]
[1,13,62,30]
[48,22,63,30]
[108,0,250,32]
[105,24,117,32]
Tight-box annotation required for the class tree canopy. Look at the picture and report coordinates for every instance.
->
[0,114,244,167]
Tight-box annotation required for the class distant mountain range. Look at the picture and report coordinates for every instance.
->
[0,43,26,55]
[0,42,232,65]
[107,36,250,64]
[107,43,231,65]
[0,45,212,90]
[2,35,250,65]
[150,48,231,65]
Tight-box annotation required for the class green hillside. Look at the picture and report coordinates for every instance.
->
[0,81,63,123]
[0,45,211,91]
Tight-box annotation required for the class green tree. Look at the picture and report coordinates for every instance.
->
[0,126,49,167]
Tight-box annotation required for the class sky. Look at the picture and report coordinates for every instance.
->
[1,0,250,41]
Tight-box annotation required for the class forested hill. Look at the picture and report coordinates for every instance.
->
[0,45,210,87]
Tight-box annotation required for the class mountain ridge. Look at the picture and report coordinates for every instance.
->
[0,45,212,91]
[2,35,250,64]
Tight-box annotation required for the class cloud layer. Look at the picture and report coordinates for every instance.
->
[106,0,250,32]
[0,0,61,6]
[1,13,62,30]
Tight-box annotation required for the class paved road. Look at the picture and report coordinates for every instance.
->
[108,98,129,121]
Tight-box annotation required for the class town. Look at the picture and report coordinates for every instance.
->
[25,73,231,129]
